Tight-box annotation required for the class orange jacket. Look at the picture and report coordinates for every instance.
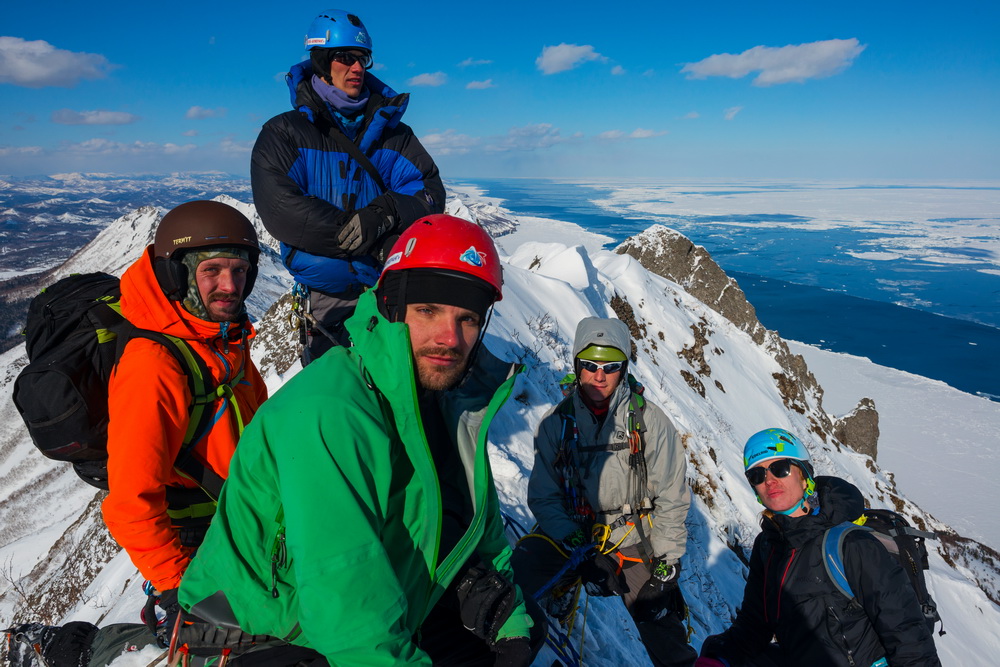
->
[102,246,268,591]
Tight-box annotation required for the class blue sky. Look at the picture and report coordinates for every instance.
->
[1,0,998,180]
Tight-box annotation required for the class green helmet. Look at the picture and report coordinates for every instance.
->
[576,344,628,363]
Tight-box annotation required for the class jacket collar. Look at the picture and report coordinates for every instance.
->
[119,246,255,344]
[761,476,866,547]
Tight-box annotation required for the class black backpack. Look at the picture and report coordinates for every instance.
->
[12,272,227,495]
[822,508,943,635]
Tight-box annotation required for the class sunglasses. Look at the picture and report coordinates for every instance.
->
[331,50,373,69]
[744,458,796,486]
[578,360,624,374]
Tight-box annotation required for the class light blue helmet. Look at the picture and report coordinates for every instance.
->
[743,428,817,514]
[743,428,810,470]
[304,9,372,52]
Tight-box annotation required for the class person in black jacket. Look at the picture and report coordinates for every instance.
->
[696,428,941,667]
[252,8,445,363]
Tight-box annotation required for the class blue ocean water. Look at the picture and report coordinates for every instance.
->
[464,178,1000,402]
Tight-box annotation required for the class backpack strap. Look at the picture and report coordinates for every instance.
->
[115,323,235,500]
[822,521,873,600]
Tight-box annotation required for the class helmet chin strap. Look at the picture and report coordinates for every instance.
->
[777,497,807,516]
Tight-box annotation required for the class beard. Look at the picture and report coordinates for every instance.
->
[413,345,470,391]
[205,290,243,322]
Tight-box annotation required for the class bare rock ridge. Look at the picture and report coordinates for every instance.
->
[616,224,880,460]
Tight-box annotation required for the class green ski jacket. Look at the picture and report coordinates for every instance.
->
[179,290,530,664]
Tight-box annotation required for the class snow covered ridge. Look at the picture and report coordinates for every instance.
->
[1,195,998,664]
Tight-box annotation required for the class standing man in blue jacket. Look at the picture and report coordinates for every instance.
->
[252,8,445,363]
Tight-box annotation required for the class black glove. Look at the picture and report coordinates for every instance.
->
[375,233,400,263]
[492,636,533,667]
[455,563,518,645]
[337,204,395,255]
[577,552,624,597]
[634,559,683,622]
[173,621,273,658]
[5,623,97,667]
[144,587,182,648]
[41,621,99,667]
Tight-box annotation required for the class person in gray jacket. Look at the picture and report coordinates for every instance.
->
[512,317,696,667]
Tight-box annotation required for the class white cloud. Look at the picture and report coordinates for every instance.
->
[181,129,198,137]
[458,58,492,68]
[724,106,743,121]
[485,123,579,152]
[536,44,606,75]
[466,79,495,90]
[420,129,481,155]
[642,69,655,77]
[611,65,626,76]
[51,109,140,125]
[683,111,700,119]
[372,63,387,71]
[186,106,227,120]
[681,38,866,86]
[60,138,197,156]
[629,128,666,139]
[0,36,114,88]
[408,72,448,87]
[597,128,667,141]
[219,137,252,154]
[0,145,43,156]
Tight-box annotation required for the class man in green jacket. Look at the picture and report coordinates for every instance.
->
[178,215,543,665]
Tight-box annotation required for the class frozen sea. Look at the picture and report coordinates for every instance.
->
[459,178,1000,401]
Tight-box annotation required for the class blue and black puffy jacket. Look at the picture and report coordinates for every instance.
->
[251,61,445,295]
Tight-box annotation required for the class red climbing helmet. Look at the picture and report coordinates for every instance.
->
[381,214,503,301]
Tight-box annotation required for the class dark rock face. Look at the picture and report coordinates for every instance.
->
[616,224,874,450]
[833,397,880,460]
[617,226,766,344]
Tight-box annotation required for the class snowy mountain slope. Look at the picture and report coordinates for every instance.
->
[1,196,999,666]
[7,195,292,321]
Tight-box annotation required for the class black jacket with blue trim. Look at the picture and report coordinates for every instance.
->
[701,476,940,667]
[251,61,445,294]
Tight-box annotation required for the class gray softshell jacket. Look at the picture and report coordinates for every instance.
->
[527,318,690,562]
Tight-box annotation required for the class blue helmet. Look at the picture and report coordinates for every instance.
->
[744,428,817,514]
[743,428,810,470]
[304,9,372,52]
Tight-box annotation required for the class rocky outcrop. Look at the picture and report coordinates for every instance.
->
[617,225,766,344]
[446,196,518,237]
[833,397,880,460]
[616,224,867,449]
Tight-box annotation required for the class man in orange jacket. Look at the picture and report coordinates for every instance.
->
[101,200,269,644]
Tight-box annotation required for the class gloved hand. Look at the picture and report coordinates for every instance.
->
[143,587,182,648]
[337,205,395,255]
[492,636,533,667]
[455,563,518,645]
[634,559,683,622]
[174,621,273,658]
[374,233,400,263]
[40,621,99,667]
[694,658,730,667]
[577,552,624,597]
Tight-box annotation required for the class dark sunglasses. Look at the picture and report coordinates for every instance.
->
[331,50,373,69]
[578,360,624,374]
[745,458,796,486]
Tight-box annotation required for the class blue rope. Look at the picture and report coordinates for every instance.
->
[533,544,593,600]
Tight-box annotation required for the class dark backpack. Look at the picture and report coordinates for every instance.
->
[12,272,226,495]
[822,508,943,635]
